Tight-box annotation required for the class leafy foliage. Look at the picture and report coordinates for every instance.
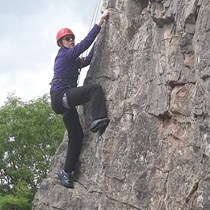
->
[0,181,31,210]
[0,93,64,209]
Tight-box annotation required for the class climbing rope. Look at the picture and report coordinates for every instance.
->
[89,0,102,31]
[78,0,102,86]
[82,0,102,57]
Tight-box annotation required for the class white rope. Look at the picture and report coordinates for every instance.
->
[82,0,102,57]
[78,0,102,86]
[89,0,102,31]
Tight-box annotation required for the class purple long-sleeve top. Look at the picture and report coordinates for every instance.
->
[50,24,101,92]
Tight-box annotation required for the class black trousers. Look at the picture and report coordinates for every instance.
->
[63,84,107,172]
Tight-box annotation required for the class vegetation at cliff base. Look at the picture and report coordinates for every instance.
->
[0,93,65,210]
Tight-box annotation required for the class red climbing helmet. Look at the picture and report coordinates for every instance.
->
[56,28,75,45]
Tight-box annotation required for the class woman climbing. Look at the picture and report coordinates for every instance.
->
[50,9,112,188]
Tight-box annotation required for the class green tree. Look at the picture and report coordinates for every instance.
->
[0,93,64,209]
[0,180,31,210]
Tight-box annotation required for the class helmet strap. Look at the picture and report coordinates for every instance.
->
[58,40,71,49]
[58,40,65,48]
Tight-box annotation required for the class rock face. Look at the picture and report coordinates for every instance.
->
[33,0,210,209]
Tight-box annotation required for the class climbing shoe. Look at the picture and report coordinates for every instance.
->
[98,126,107,136]
[90,118,110,133]
[58,170,74,188]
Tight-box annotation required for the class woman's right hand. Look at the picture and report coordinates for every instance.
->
[97,8,112,26]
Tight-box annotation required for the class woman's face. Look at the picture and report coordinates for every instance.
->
[61,36,75,49]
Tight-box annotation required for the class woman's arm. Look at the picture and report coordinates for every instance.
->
[79,45,94,68]
[65,25,101,59]
[65,9,112,59]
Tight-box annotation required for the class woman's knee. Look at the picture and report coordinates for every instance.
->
[68,134,84,145]
[93,84,103,92]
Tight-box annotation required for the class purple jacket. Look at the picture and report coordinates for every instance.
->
[50,24,101,92]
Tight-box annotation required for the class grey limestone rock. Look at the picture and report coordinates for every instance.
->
[33,0,210,209]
